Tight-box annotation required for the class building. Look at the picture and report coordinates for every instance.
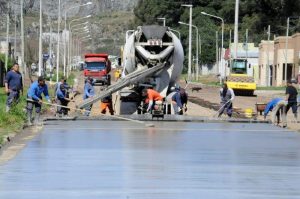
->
[258,41,274,86]
[258,33,300,86]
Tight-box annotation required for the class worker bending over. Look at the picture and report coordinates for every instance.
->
[218,83,235,118]
[56,84,72,117]
[264,98,287,127]
[26,76,50,126]
[83,77,95,116]
[142,88,163,113]
[100,95,114,115]
[171,87,188,115]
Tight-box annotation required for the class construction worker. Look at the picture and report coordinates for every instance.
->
[100,95,114,115]
[142,88,163,113]
[100,81,114,115]
[4,63,23,112]
[83,77,95,116]
[56,84,72,117]
[285,80,298,121]
[171,87,188,115]
[26,76,51,125]
[218,83,235,118]
[264,98,287,127]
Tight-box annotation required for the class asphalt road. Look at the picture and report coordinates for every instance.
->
[0,120,300,199]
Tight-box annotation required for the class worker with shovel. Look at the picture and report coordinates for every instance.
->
[56,84,73,117]
[83,77,95,116]
[218,83,235,118]
[26,76,51,126]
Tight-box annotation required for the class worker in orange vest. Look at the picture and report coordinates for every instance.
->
[142,88,163,113]
[100,95,114,115]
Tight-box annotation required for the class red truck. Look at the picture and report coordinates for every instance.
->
[84,54,111,85]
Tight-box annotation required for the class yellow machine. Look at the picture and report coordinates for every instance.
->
[226,58,256,95]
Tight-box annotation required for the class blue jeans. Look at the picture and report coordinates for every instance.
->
[6,90,20,107]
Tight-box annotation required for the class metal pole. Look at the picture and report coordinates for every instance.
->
[221,19,224,80]
[267,25,270,86]
[56,0,61,82]
[20,0,25,76]
[234,0,239,59]
[245,29,248,61]
[63,13,67,77]
[38,0,43,77]
[49,19,53,83]
[195,26,199,81]
[284,17,289,83]
[5,3,10,72]
[67,32,71,78]
[199,34,202,75]
[14,11,17,60]
[216,31,219,78]
[187,6,193,81]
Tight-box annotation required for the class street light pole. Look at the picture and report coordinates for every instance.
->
[14,8,17,60]
[201,12,224,81]
[179,21,199,81]
[56,0,61,82]
[20,0,25,76]
[234,0,239,59]
[284,17,289,83]
[63,2,92,77]
[181,4,193,81]
[38,0,43,76]
[5,2,10,72]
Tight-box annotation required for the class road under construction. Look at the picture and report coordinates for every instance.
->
[0,119,300,198]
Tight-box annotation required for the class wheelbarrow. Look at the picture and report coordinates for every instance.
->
[255,103,267,116]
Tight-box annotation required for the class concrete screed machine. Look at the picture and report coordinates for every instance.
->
[79,25,184,116]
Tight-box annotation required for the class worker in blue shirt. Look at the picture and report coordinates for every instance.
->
[56,84,72,117]
[83,77,95,116]
[26,76,51,125]
[4,63,23,112]
[264,98,287,127]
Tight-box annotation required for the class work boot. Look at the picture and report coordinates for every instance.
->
[27,112,33,126]
[34,113,43,126]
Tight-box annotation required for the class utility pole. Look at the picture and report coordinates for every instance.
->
[14,9,17,61]
[216,31,219,77]
[57,0,61,82]
[234,0,239,59]
[284,17,289,83]
[245,29,248,61]
[5,2,10,71]
[49,19,53,83]
[20,0,25,76]
[267,25,270,86]
[182,4,193,81]
[38,0,43,77]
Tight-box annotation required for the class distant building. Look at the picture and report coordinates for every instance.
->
[258,33,300,86]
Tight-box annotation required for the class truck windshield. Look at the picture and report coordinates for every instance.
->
[232,60,247,74]
[85,62,106,70]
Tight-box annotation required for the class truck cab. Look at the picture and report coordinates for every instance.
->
[84,54,111,85]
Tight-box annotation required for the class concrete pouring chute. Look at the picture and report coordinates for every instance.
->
[79,25,184,114]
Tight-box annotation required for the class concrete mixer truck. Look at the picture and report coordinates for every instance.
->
[79,25,184,115]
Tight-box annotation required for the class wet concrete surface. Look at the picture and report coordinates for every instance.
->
[0,121,300,199]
